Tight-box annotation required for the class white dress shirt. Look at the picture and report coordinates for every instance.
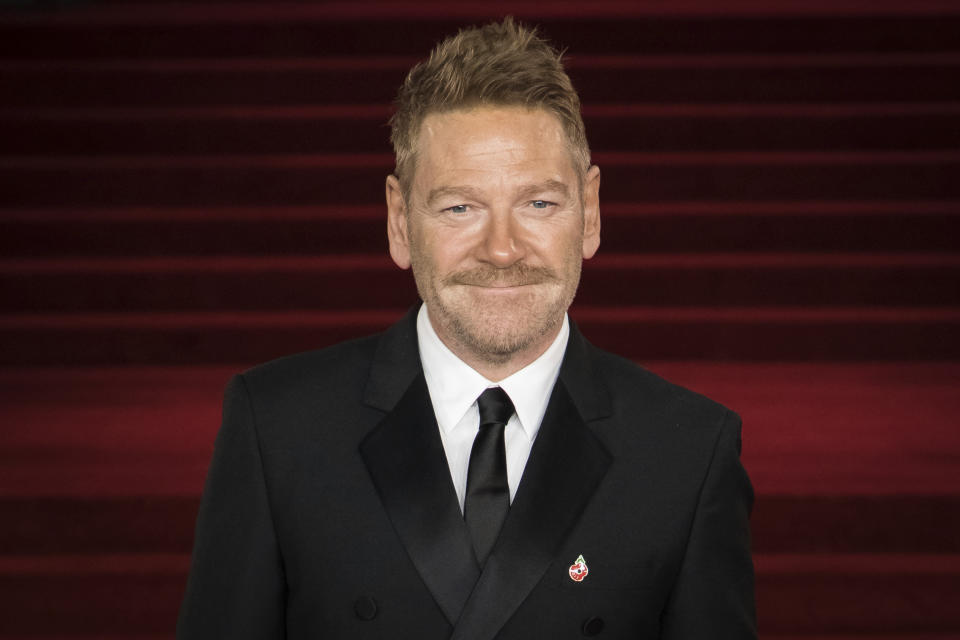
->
[416,303,569,511]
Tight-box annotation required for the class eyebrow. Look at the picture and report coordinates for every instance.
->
[426,180,571,206]
[516,179,571,201]
[426,185,485,206]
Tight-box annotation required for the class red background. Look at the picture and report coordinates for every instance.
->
[1,0,959,636]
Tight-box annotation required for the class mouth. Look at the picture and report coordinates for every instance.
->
[461,282,541,291]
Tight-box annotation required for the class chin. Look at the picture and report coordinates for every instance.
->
[441,296,566,361]
[461,324,544,359]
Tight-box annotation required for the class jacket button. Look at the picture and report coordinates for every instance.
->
[582,616,604,636]
[354,595,378,620]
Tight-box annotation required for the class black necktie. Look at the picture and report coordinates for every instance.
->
[464,387,514,567]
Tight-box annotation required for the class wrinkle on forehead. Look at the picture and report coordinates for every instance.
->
[414,107,576,198]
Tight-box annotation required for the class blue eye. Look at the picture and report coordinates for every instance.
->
[447,205,469,214]
[531,200,550,209]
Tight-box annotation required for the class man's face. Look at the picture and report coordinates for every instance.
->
[386,106,600,365]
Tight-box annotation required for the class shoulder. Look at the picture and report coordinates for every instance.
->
[216,332,395,449]
[588,344,738,431]
[234,332,382,406]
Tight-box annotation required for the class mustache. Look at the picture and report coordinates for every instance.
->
[443,263,557,288]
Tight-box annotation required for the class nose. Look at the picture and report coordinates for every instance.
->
[479,209,525,268]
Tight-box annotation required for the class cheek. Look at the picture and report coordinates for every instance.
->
[535,228,584,270]
[410,230,461,278]
[422,226,480,267]
[518,209,582,246]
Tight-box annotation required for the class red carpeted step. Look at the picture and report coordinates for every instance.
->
[4,56,959,108]
[3,253,958,311]
[754,553,960,634]
[0,552,957,635]
[4,152,959,207]
[0,553,188,636]
[0,307,958,364]
[4,104,959,155]
[3,202,958,256]
[0,59,410,108]
[2,6,959,58]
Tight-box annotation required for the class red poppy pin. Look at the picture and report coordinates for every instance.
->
[568,554,589,582]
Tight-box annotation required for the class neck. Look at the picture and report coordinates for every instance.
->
[429,313,564,382]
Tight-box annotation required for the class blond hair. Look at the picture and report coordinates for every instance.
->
[389,17,590,191]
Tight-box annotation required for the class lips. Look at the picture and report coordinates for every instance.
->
[451,275,551,288]
[467,282,539,288]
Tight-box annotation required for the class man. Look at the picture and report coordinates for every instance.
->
[177,18,756,639]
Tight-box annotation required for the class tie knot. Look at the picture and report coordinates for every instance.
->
[477,387,515,428]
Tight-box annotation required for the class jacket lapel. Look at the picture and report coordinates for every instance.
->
[450,323,613,640]
[359,308,480,626]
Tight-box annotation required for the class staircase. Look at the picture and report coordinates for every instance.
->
[1,1,959,637]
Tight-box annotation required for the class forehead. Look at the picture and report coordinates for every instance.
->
[412,106,575,192]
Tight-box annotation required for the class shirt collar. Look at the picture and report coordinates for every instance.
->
[417,303,568,441]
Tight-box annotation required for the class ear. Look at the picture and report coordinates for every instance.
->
[386,174,411,269]
[581,164,601,259]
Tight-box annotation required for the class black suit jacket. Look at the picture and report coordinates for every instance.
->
[177,308,756,639]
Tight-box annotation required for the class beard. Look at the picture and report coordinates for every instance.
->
[412,257,581,364]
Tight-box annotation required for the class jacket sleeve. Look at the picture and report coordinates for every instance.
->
[660,409,757,639]
[177,374,287,639]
